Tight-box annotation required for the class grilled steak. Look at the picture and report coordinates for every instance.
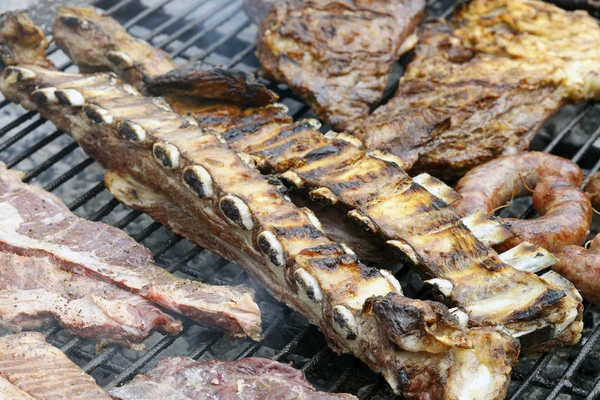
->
[0,332,110,400]
[0,12,522,399]
[347,0,600,180]
[0,164,262,340]
[50,6,585,352]
[253,0,425,130]
[0,251,182,348]
[110,356,357,399]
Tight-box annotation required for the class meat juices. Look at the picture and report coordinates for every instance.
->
[110,357,357,399]
[453,152,592,253]
[0,332,110,400]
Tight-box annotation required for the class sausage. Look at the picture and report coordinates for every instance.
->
[554,236,600,303]
[497,176,592,253]
[587,171,600,209]
[453,152,591,253]
[453,152,583,217]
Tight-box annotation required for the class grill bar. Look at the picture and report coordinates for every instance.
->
[0,0,598,398]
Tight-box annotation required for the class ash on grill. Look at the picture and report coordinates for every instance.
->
[0,0,599,399]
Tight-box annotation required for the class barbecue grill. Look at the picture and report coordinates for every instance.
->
[0,0,599,398]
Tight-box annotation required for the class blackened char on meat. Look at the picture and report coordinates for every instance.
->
[146,62,278,106]
[0,251,182,349]
[110,357,357,399]
[0,164,262,340]
[52,6,276,107]
[253,0,425,130]
[348,0,600,180]
[1,12,521,399]
[0,332,110,400]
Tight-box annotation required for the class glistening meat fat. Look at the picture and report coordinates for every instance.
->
[0,332,110,400]
[110,356,357,399]
[0,165,261,340]
[0,250,182,349]
[0,12,521,400]
[51,6,584,351]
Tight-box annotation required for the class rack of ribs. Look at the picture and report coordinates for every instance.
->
[50,6,584,353]
[0,11,523,399]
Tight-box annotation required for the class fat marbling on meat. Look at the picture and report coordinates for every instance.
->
[0,250,182,349]
[110,357,357,399]
[0,164,262,341]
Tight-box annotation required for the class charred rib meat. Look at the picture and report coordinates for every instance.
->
[0,164,262,340]
[50,6,585,351]
[0,332,110,400]
[146,62,278,106]
[347,0,600,179]
[0,12,521,399]
[251,0,425,130]
[110,356,357,399]
[0,250,182,349]
[52,5,277,107]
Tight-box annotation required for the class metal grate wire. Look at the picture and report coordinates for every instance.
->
[0,0,599,398]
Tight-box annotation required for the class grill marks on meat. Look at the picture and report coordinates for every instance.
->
[0,164,262,340]
[347,0,600,180]
[0,14,523,400]
[110,356,357,399]
[0,332,110,400]
[0,251,182,348]
[48,7,585,351]
[221,122,583,349]
[253,0,425,130]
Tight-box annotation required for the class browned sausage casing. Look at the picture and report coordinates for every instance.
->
[497,176,592,253]
[453,152,583,216]
[554,236,600,303]
[587,171,600,209]
[453,152,591,253]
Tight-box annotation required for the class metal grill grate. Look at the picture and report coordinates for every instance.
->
[0,0,599,398]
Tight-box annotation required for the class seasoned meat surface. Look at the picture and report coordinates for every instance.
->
[0,332,110,400]
[0,251,182,347]
[349,0,600,180]
[255,0,425,130]
[0,164,262,340]
[110,357,357,399]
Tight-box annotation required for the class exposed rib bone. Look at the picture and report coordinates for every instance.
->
[48,4,585,353]
[498,242,558,273]
[0,22,521,394]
